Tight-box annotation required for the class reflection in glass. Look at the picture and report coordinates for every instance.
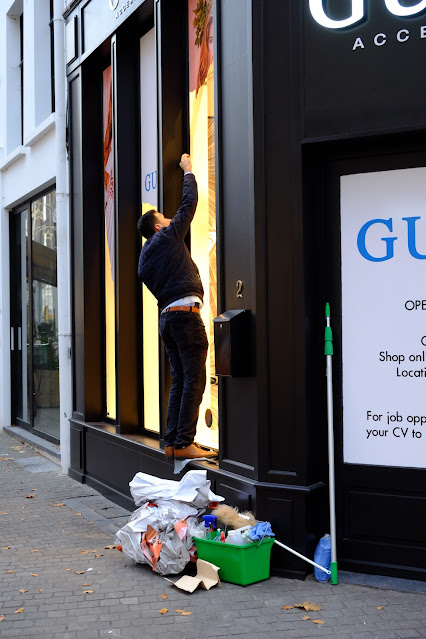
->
[31,191,59,439]
[15,210,30,423]
[188,0,218,449]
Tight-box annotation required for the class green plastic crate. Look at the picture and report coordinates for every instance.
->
[193,536,274,586]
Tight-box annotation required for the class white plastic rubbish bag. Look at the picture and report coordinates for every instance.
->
[129,469,223,508]
[115,470,223,575]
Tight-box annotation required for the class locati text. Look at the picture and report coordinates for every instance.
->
[353,26,426,49]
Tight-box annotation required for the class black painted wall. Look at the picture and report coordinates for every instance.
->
[66,0,426,580]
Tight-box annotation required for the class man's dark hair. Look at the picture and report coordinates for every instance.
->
[137,209,159,239]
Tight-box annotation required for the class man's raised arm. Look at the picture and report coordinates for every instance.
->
[167,154,198,240]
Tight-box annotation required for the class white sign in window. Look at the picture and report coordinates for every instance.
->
[341,167,426,469]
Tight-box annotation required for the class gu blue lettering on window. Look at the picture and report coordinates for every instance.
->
[357,216,426,261]
[144,170,157,193]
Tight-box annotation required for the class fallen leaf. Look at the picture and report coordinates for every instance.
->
[94,554,103,558]
[161,594,168,600]
[26,495,35,499]
[1,547,11,550]
[0,615,4,621]
[377,606,384,610]
[180,611,192,616]
[302,615,311,621]
[281,606,293,610]
[75,571,85,575]
[30,489,36,492]
[14,608,24,614]
[312,619,325,625]
[80,551,90,554]
[83,583,90,586]
[304,602,322,612]
[89,521,95,524]
[51,503,65,507]
[104,545,116,550]
[66,569,71,571]
[59,522,65,524]
[159,608,168,614]
[175,609,185,613]
[305,603,322,612]
[31,549,40,552]
[1,512,8,515]
[19,590,28,594]
[10,446,23,450]
[294,604,305,609]
[75,513,82,516]
[5,570,14,574]
[39,589,43,592]
[29,573,38,577]
[83,590,94,594]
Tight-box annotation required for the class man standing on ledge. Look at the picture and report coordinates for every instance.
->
[137,154,217,461]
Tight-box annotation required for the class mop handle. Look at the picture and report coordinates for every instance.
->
[273,539,331,575]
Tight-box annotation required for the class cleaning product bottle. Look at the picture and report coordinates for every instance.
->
[202,514,218,540]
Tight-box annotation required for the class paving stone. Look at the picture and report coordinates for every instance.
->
[0,429,425,639]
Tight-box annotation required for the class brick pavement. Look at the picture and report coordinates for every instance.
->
[0,429,425,639]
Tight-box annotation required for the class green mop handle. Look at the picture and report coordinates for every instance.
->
[325,303,338,585]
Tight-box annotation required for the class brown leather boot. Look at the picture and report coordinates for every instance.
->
[165,446,174,458]
[174,443,218,459]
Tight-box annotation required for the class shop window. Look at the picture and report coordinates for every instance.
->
[140,28,160,433]
[103,65,117,421]
[188,0,218,449]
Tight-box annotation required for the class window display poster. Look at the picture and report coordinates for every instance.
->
[103,65,116,420]
[140,28,160,433]
[341,168,426,468]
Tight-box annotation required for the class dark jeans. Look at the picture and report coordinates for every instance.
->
[159,311,208,449]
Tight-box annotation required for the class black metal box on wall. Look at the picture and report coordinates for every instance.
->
[213,310,250,377]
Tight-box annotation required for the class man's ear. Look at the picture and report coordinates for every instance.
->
[154,222,161,233]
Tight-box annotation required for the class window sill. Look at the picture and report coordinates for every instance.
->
[24,113,56,148]
[0,146,30,172]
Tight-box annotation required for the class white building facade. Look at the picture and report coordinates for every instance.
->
[0,0,71,472]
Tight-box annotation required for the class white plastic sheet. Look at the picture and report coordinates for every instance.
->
[129,469,224,507]
[116,470,223,575]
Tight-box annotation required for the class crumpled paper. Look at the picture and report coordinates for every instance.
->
[115,470,224,575]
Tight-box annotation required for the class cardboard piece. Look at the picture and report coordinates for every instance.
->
[165,559,222,592]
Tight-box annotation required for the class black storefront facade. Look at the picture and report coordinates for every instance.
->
[65,0,426,581]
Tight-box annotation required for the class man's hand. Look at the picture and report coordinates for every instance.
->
[179,153,192,173]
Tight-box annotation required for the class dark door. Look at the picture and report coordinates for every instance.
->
[309,142,426,580]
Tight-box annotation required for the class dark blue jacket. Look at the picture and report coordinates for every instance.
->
[137,173,204,311]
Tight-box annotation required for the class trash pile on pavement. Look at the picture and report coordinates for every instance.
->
[116,471,331,584]
[115,470,224,575]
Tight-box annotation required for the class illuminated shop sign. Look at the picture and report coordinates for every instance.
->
[309,0,426,30]
[309,0,426,50]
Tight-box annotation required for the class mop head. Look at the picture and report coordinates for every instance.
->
[211,504,258,529]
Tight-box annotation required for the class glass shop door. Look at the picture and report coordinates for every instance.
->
[10,206,31,430]
[10,191,60,443]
